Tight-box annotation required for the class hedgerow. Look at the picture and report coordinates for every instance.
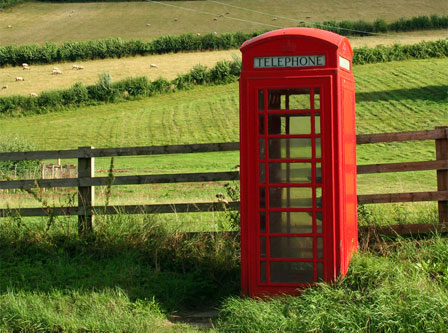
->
[1,14,448,66]
[0,39,447,116]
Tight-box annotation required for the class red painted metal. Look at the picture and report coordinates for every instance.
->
[239,28,358,297]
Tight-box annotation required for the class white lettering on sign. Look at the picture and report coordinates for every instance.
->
[254,55,326,68]
[339,56,351,71]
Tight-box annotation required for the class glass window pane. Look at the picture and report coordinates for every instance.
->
[260,187,266,208]
[259,115,265,134]
[315,137,321,159]
[270,211,313,234]
[268,89,310,110]
[316,187,322,208]
[269,187,313,208]
[316,212,322,233]
[317,238,323,258]
[259,139,265,160]
[317,262,323,280]
[271,237,313,258]
[270,261,313,283]
[268,138,312,160]
[268,114,311,135]
[315,113,321,134]
[260,261,266,283]
[260,211,266,233]
[269,163,312,184]
[258,90,264,111]
[260,163,265,184]
[260,237,266,258]
[316,163,322,184]
[314,89,320,110]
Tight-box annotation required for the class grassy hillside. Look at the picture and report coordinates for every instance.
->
[0,58,446,222]
[0,50,238,97]
[1,0,447,45]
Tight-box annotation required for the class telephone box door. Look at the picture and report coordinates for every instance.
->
[244,77,334,296]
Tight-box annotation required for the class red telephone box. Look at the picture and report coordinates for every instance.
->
[239,28,357,297]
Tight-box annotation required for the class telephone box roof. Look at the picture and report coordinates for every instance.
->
[241,27,352,55]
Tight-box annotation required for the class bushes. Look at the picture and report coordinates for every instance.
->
[1,38,448,116]
[0,137,41,176]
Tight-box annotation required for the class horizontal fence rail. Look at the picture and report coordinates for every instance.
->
[0,126,447,236]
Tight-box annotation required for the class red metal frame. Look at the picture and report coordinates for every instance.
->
[240,28,358,297]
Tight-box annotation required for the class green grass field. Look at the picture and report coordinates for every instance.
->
[1,0,447,45]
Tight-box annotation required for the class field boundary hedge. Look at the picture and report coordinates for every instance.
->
[1,13,448,65]
[1,39,447,116]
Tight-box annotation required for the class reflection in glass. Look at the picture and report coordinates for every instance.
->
[260,211,266,233]
[260,187,266,208]
[268,89,310,110]
[316,187,322,208]
[316,163,322,183]
[317,262,324,280]
[268,138,312,160]
[260,237,266,258]
[271,237,313,258]
[315,113,321,134]
[269,187,313,208]
[260,163,265,184]
[317,237,323,258]
[270,261,313,283]
[260,261,266,283]
[269,163,312,184]
[258,90,265,111]
[259,115,265,134]
[270,211,313,234]
[314,88,320,110]
[315,137,321,159]
[316,212,323,233]
[268,114,311,135]
[259,139,265,160]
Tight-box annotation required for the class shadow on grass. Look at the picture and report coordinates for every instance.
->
[357,85,447,102]
[0,229,240,312]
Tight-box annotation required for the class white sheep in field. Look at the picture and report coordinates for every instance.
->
[77,65,84,70]
[1,85,8,89]
[22,63,29,67]
[150,64,158,68]
[30,92,38,97]
[7,25,12,28]
[72,64,79,69]
[15,77,24,81]
[52,69,63,75]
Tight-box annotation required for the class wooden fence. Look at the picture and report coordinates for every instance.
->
[0,127,447,237]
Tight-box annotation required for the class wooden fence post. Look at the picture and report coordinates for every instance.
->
[436,126,448,223]
[78,146,95,237]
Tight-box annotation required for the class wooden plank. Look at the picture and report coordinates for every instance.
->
[356,128,446,144]
[0,171,240,190]
[359,222,448,236]
[0,201,240,217]
[78,147,94,236]
[436,126,448,222]
[358,191,448,204]
[357,160,448,174]
[0,142,240,161]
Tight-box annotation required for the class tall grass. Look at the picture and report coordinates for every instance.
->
[217,235,448,332]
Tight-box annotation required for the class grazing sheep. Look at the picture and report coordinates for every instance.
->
[7,25,12,28]
[1,85,8,89]
[77,65,84,70]
[30,92,38,97]
[174,18,178,22]
[53,67,60,71]
[15,77,24,81]
[22,63,29,67]
[214,32,217,34]
[72,64,79,69]
[52,69,63,75]
[196,33,201,36]
[272,17,277,21]
[150,64,158,68]
[146,23,151,27]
